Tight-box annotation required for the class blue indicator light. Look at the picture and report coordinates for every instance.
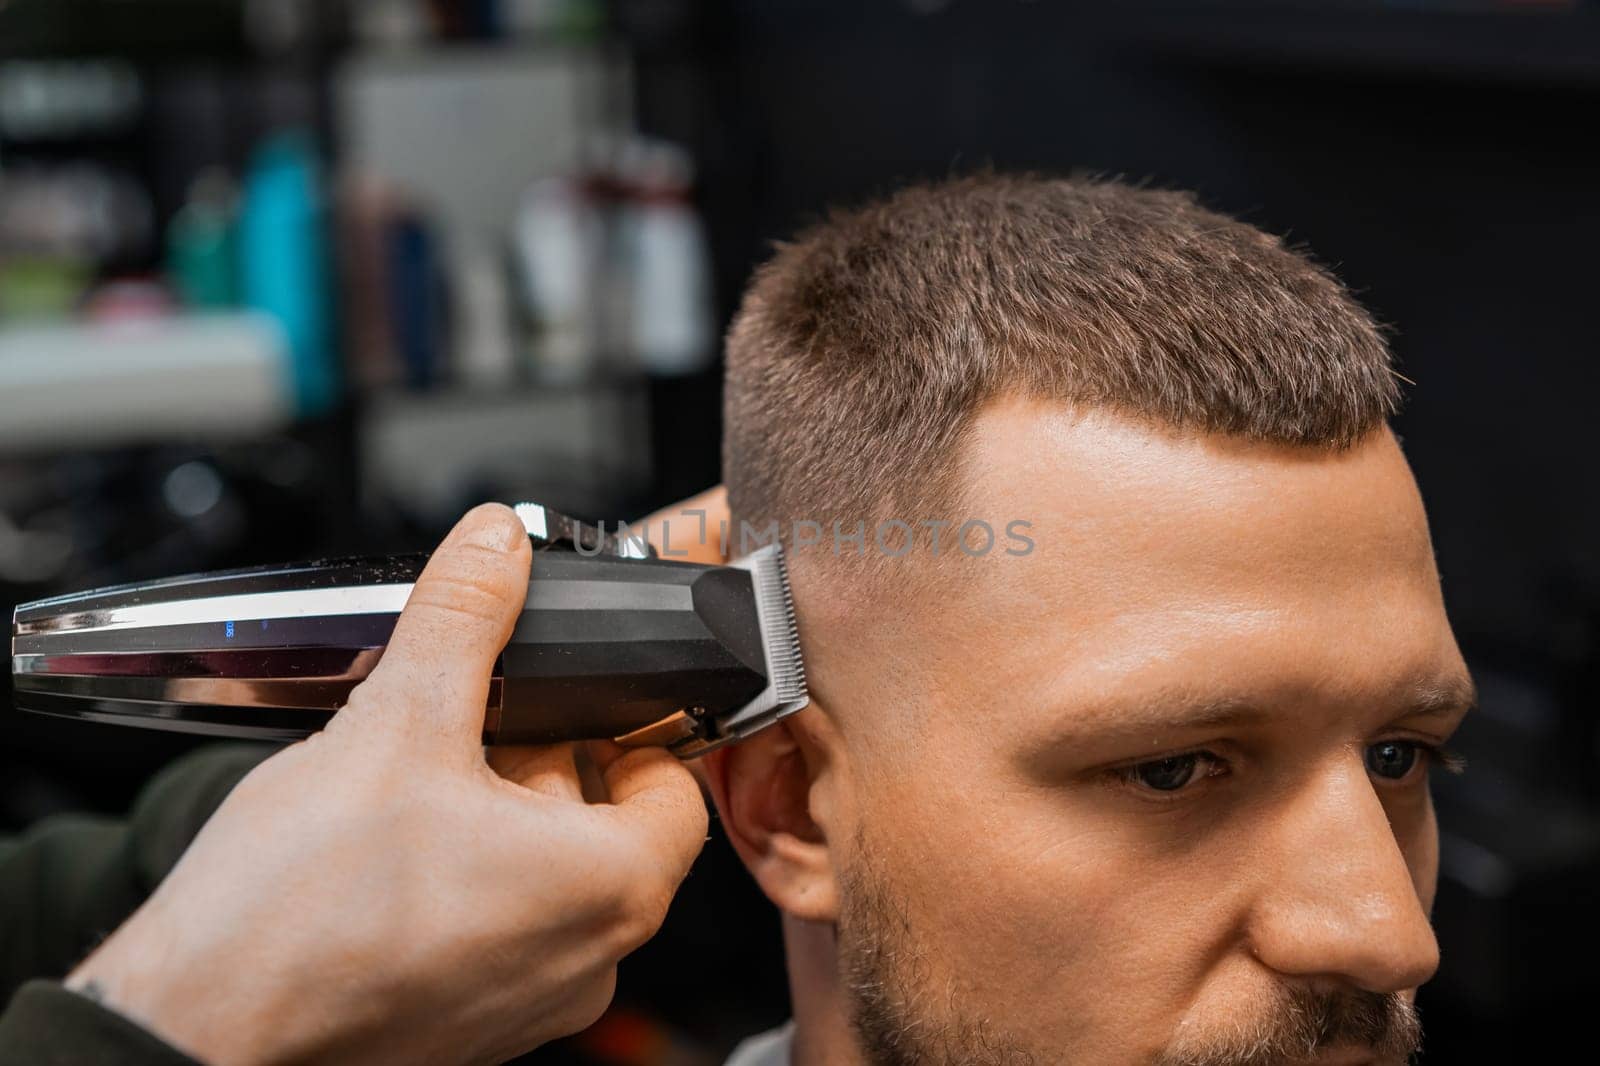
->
[225,620,235,639]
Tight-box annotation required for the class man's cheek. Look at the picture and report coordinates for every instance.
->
[906,791,1264,1036]
[874,807,1109,982]
[884,828,1192,1060]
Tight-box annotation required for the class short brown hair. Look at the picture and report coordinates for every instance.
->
[723,173,1399,539]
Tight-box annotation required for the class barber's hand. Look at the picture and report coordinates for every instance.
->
[67,504,709,1066]
[641,484,731,564]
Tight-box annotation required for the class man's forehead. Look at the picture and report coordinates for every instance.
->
[950,397,1437,599]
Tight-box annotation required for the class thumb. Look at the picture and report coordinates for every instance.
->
[350,503,531,743]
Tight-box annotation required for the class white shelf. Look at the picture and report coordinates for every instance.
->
[0,312,294,451]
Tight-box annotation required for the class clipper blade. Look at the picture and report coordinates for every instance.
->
[711,543,808,747]
[751,545,806,703]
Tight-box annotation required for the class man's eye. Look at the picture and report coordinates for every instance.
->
[1366,740,1419,780]
[1366,739,1466,782]
[1119,752,1222,793]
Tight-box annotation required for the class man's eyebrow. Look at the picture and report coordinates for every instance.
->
[1057,695,1275,740]
[1402,674,1479,720]
[1051,675,1478,741]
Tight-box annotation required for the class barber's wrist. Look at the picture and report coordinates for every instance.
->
[66,900,297,1066]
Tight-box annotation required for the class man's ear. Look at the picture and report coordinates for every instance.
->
[700,711,840,923]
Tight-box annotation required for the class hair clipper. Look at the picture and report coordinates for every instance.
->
[10,503,808,756]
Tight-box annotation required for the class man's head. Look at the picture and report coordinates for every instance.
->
[705,175,1473,1065]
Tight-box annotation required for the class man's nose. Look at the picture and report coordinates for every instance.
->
[1245,754,1440,995]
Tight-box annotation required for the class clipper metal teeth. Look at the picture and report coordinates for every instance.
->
[759,546,806,703]
[692,543,809,753]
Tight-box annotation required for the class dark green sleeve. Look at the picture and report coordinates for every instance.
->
[0,980,202,1066]
[0,744,272,1003]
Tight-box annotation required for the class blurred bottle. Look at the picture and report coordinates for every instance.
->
[503,0,606,42]
[514,175,604,382]
[451,236,517,387]
[0,165,151,317]
[386,209,446,390]
[615,140,714,376]
[337,175,404,391]
[166,168,239,309]
[239,131,340,416]
[351,0,432,47]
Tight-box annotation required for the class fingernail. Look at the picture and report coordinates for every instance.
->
[460,506,524,552]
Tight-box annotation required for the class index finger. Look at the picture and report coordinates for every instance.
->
[592,743,710,882]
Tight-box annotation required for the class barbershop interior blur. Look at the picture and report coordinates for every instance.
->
[2,0,1598,1061]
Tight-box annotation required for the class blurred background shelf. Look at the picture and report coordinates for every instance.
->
[0,313,292,451]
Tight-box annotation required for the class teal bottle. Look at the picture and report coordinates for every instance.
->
[167,169,239,309]
[239,131,339,415]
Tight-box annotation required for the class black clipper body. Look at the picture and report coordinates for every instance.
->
[10,504,808,757]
